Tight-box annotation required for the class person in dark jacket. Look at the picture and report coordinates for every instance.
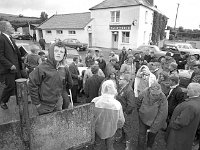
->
[39,37,46,50]
[0,21,23,110]
[177,52,187,69]
[85,50,94,67]
[167,76,185,124]
[166,83,200,150]
[116,74,138,150]
[190,64,200,84]
[119,47,128,67]
[96,53,106,74]
[69,56,81,103]
[84,65,104,103]
[28,41,73,115]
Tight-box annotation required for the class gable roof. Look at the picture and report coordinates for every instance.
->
[89,0,154,10]
[37,12,91,30]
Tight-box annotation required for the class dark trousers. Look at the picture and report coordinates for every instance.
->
[138,118,157,150]
[71,85,78,103]
[94,133,114,150]
[0,73,18,104]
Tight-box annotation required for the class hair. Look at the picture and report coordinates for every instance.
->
[91,65,99,74]
[38,51,45,56]
[188,83,200,96]
[169,76,179,84]
[0,21,9,32]
[73,56,79,62]
[193,64,200,69]
[30,45,39,54]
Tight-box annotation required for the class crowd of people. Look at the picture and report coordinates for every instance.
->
[1,20,200,150]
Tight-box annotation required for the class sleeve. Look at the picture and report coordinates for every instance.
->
[124,90,135,114]
[69,65,78,79]
[99,69,105,77]
[120,64,126,73]
[151,98,168,133]
[117,105,125,128]
[0,38,13,69]
[136,91,144,110]
[84,79,89,97]
[170,106,195,130]
[28,67,43,105]
[65,67,73,89]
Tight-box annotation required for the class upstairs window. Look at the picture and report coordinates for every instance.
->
[46,30,52,34]
[68,31,76,34]
[111,11,120,22]
[56,30,63,34]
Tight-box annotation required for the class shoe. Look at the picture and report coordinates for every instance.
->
[0,103,8,110]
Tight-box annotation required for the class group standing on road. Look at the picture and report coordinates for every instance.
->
[1,21,200,150]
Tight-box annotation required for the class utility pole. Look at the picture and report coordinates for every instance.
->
[174,3,180,29]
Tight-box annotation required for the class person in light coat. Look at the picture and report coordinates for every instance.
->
[134,65,157,97]
[92,80,125,150]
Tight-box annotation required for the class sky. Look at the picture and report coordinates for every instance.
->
[0,0,200,29]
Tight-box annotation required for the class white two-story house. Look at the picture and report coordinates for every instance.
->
[89,0,155,49]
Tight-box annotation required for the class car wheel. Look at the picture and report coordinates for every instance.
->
[76,47,80,51]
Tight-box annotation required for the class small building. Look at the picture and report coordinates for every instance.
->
[36,12,93,46]
[89,0,155,49]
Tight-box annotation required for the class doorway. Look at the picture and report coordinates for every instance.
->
[112,32,118,49]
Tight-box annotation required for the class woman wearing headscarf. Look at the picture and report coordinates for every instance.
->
[92,80,125,150]
[134,65,157,97]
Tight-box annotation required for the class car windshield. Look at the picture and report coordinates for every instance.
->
[138,46,157,53]
[177,44,193,49]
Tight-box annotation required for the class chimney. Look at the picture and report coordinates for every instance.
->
[146,0,154,6]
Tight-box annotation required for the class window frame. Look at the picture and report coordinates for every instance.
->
[110,11,120,23]
[122,32,130,43]
[56,30,63,34]
[68,30,76,35]
[46,30,52,34]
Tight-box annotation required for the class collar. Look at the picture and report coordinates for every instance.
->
[2,32,10,37]
[170,84,179,89]
[186,96,200,101]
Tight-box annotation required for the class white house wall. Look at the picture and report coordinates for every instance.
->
[42,29,89,43]
[91,6,153,49]
[137,6,154,47]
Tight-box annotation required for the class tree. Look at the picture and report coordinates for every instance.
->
[40,12,48,22]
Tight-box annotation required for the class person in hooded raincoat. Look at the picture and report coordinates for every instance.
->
[134,65,157,97]
[92,80,125,150]
[28,41,73,115]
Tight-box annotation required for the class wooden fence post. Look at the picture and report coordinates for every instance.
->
[15,78,31,150]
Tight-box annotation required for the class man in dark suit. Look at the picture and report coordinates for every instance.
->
[69,56,81,103]
[84,65,104,103]
[0,21,22,109]
[167,76,185,123]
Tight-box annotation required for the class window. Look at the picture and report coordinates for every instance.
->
[56,30,63,34]
[122,32,130,43]
[111,11,120,22]
[145,11,148,24]
[68,31,76,34]
[46,30,52,34]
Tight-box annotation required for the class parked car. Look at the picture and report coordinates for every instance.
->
[63,39,88,51]
[134,45,167,60]
[162,43,200,55]
[13,34,33,40]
